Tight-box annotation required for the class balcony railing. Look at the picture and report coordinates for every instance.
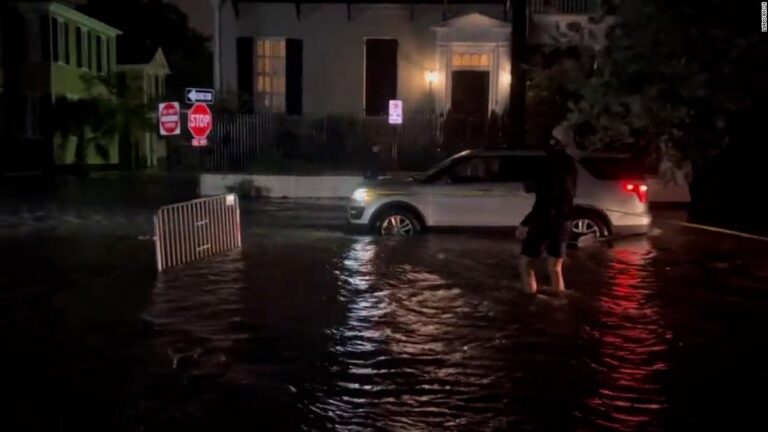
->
[531,0,601,15]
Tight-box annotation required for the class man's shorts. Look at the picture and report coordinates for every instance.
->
[521,222,571,259]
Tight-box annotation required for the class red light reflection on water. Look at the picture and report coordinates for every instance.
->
[582,238,672,431]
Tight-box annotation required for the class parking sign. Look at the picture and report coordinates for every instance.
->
[388,100,403,125]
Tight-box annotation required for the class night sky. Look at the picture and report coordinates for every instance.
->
[168,0,213,35]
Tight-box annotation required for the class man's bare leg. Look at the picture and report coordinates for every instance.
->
[519,256,538,294]
[548,257,565,293]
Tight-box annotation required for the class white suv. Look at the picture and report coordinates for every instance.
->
[347,149,652,237]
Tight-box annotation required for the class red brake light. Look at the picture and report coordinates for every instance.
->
[622,181,648,203]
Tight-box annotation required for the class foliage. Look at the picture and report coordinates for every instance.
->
[52,74,152,168]
[554,0,768,172]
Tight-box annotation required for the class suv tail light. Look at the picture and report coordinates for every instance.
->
[623,181,648,203]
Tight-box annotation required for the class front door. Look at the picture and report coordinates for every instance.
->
[450,71,489,149]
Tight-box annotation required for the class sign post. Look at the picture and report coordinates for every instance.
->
[158,102,180,136]
[388,100,403,169]
[187,103,213,147]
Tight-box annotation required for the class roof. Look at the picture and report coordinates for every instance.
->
[47,2,122,35]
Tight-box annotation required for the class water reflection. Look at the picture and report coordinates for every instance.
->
[145,250,248,387]
[581,237,671,431]
[303,237,523,430]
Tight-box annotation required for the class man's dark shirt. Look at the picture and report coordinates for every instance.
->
[521,149,578,237]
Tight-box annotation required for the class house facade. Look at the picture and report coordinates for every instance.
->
[117,48,171,169]
[0,1,121,173]
[213,0,610,121]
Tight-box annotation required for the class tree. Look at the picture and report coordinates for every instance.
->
[52,74,152,172]
[534,0,768,227]
[79,0,212,99]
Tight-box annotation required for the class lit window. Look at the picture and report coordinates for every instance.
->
[254,39,286,112]
[452,52,491,68]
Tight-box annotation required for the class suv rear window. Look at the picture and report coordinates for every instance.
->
[579,157,647,180]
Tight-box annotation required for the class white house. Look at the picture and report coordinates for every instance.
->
[212,0,610,121]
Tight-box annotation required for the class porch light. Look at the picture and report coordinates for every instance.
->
[425,70,438,88]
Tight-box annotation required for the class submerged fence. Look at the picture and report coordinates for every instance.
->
[153,194,242,272]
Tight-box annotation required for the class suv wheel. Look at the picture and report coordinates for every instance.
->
[571,211,608,238]
[373,209,422,236]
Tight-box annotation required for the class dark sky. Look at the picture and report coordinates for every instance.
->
[168,0,213,35]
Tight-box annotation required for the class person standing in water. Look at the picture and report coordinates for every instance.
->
[516,126,578,295]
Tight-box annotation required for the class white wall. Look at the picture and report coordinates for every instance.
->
[219,3,511,116]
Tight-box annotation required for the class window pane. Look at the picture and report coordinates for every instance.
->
[452,54,460,66]
[264,76,271,92]
[257,75,264,92]
[62,22,70,65]
[480,54,489,66]
[277,40,285,57]
[461,54,470,66]
[51,19,59,62]
[75,27,82,68]
[256,40,264,56]
[264,41,271,56]
[257,58,264,73]
[471,54,480,66]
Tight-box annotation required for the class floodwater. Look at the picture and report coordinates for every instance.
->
[2,192,768,431]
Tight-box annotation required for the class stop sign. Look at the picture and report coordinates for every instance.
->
[187,103,213,139]
[158,102,180,136]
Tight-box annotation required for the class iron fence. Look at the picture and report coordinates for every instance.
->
[198,111,441,172]
[531,0,600,15]
[207,112,277,171]
[153,194,242,272]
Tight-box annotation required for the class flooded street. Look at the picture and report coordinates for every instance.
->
[2,189,768,431]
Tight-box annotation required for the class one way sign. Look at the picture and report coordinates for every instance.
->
[185,88,214,104]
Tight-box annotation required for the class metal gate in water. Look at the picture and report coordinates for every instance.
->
[154,194,242,272]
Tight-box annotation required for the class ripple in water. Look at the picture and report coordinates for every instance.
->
[579,237,672,431]
[303,238,528,431]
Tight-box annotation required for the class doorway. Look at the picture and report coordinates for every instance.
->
[449,70,489,149]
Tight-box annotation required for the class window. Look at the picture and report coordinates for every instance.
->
[579,157,647,180]
[105,38,111,74]
[496,156,547,182]
[51,19,59,63]
[75,27,83,68]
[452,53,490,68]
[83,30,90,70]
[62,21,70,65]
[23,94,42,138]
[95,35,103,74]
[254,39,286,112]
[364,39,397,116]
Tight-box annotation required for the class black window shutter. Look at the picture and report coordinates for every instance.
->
[285,38,303,116]
[51,18,58,63]
[236,37,254,112]
[62,22,69,65]
[365,39,398,116]
[75,27,82,68]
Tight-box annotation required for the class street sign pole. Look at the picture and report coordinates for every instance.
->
[388,100,403,170]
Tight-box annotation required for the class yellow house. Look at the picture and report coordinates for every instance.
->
[117,47,171,169]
